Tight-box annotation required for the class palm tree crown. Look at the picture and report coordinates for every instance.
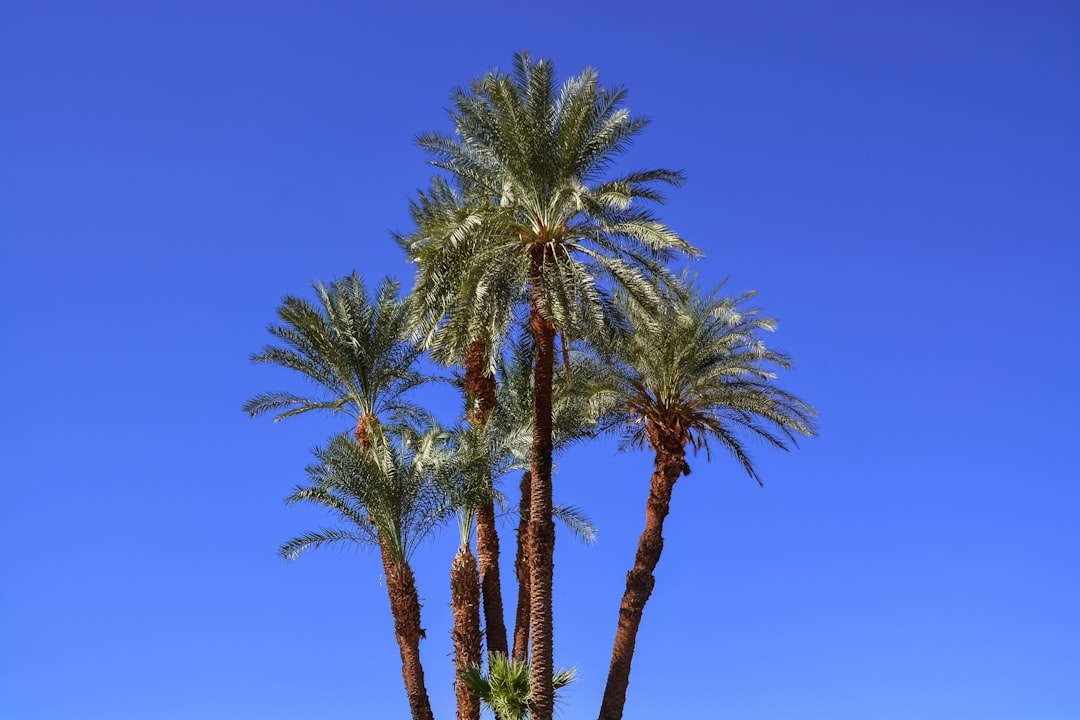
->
[243,273,427,444]
[279,426,447,566]
[404,50,700,355]
[598,278,818,476]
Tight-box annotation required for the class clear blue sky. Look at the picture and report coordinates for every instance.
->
[2,1,1077,719]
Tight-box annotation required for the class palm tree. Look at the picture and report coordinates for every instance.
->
[592,279,819,720]
[411,53,698,719]
[399,181,517,658]
[439,422,514,720]
[279,429,444,720]
[244,274,436,720]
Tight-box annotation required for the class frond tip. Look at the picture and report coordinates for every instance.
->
[278,528,371,562]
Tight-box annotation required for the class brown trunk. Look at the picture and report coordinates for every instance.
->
[464,340,497,427]
[463,339,510,658]
[451,545,483,720]
[476,502,509,657]
[511,470,532,663]
[379,540,435,720]
[597,433,686,720]
[527,249,557,720]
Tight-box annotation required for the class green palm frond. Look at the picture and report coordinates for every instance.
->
[552,505,597,545]
[278,528,373,562]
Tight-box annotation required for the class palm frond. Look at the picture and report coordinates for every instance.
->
[552,504,597,545]
[278,528,372,562]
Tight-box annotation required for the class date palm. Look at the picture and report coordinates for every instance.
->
[439,422,514,720]
[399,181,517,657]
[411,52,699,719]
[592,279,818,720]
[279,428,445,720]
[244,274,435,720]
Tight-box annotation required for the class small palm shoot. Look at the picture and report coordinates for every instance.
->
[461,652,576,720]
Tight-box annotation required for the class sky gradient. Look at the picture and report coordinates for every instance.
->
[2,1,1078,719]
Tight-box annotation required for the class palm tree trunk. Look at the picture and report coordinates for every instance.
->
[464,341,510,658]
[451,545,483,720]
[527,256,557,720]
[476,502,509,657]
[511,470,532,663]
[597,436,686,720]
[379,541,436,720]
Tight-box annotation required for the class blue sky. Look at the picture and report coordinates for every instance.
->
[2,1,1078,719]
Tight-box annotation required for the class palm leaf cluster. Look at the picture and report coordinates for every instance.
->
[595,278,818,480]
[245,52,817,720]
[460,652,576,720]
[280,427,447,565]
[243,274,426,442]
[403,52,699,355]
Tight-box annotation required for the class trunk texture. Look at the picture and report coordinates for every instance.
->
[464,340,498,427]
[464,339,510,658]
[451,546,483,720]
[511,470,532,663]
[597,433,687,720]
[476,502,509,657]
[379,541,435,720]
[527,255,557,720]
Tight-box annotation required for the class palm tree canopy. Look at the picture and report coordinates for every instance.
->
[593,276,819,483]
[279,424,449,565]
[400,51,701,362]
[244,273,428,435]
[396,177,523,371]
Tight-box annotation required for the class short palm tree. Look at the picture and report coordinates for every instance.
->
[410,53,699,718]
[439,422,514,720]
[279,428,445,720]
[460,652,576,720]
[244,274,436,720]
[592,278,818,720]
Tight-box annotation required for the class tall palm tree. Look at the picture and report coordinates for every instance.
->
[592,279,819,720]
[398,180,517,658]
[279,429,445,720]
[411,53,699,719]
[244,274,436,720]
